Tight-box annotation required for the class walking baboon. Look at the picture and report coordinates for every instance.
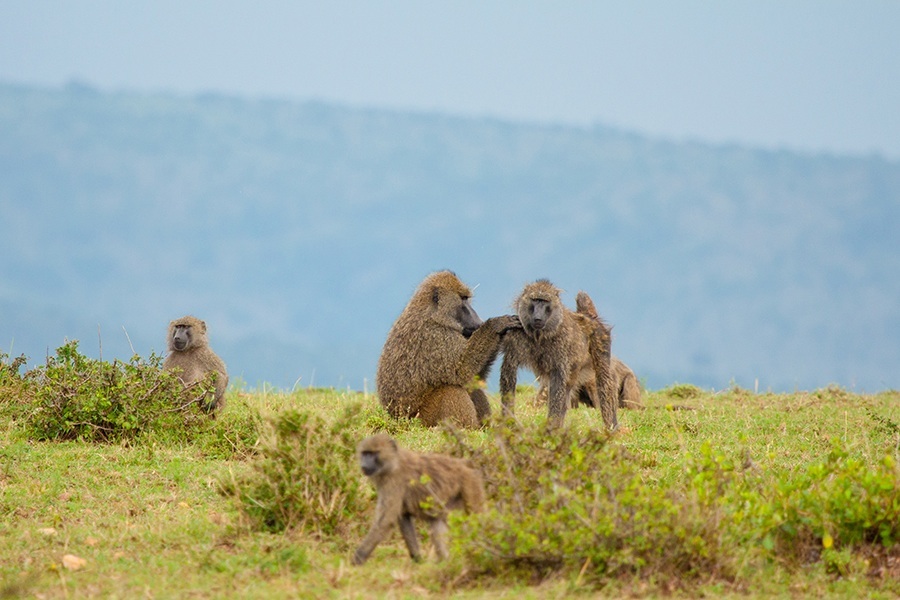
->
[163,315,228,412]
[611,356,643,409]
[377,270,520,428]
[352,433,485,565]
[500,280,616,430]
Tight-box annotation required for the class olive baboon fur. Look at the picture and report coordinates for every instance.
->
[538,355,642,410]
[352,433,485,565]
[612,356,643,409]
[574,289,617,426]
[377,270,519,428]
[500,280,616,430]
[163,315,228,412]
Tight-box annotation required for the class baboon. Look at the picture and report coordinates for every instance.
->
[611,356,643,409]
[537,355,642,410]
[574,289,617,426]
[163,315,228,412]
[377,270,520,428]
[352,433,485,565]
[500,280,616,430]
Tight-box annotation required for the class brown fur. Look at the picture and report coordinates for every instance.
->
[537,355,642,410]
[162,315,228,412]
[500,280,616,429]
[352,433,485,565]
[376,271,519,428]
[574,290,617,426]
[611,356,643,409]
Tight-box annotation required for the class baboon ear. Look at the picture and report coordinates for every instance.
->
[390,438,398,452]
[199,320,207,332]
[431,287,441,306]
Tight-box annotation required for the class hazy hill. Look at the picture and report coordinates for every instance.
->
[1,82,897,392]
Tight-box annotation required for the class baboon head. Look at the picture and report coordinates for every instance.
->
[516,279,564,336]
[357,433,400,478]
[168,316,207,352]
[420,270,483,338]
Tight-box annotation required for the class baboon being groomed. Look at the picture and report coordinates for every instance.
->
[612,356,643,409]
[500,280,616,429]
[377,270,520,428]
[163,315,228,412]
[352,433,485,565]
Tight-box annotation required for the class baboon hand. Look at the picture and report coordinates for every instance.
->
[351,548,367,565]
[487,314,522,336]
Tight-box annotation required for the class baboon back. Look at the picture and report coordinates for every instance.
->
[377,271,516,428]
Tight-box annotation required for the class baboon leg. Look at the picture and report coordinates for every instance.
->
[399,514,423,562]
[582,378,601,409]
[417,386,479,428]
[429,519,450,561]
[469,389,492,424]
[590,329,617,431]
[546,369,569,428]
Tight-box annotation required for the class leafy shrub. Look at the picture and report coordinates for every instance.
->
[446,418,734,588]
[661,383,704,400]
[21,340,213,442]
[222,403,369,539]
[764,440,900,558]
[0,351,31,419]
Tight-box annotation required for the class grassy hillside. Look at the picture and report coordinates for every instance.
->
[1,349,898,597]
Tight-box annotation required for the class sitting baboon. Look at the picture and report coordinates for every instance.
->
[537,355,642,410]
[352,433,485,565]
[500,280,616,430]
[163,315,228,412]
[612,356,643,409]
[377,270,520,428]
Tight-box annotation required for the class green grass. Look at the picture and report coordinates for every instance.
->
[1,376,899,598]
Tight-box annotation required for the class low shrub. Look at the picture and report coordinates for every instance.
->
[446,418,735,588]
[21,340,213,443]
[222,403,369,539]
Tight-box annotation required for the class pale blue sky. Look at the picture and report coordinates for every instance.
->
[2,1,898,159]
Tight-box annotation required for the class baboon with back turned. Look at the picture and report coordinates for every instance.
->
[352,433,485,565]
[163,315,228,412]
[377,270,520,428]
[612,356,643,409]
[500,280,616,429]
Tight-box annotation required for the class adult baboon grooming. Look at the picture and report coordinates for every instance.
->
[352,433,485,565]
[612,356,643,409]
[500,280,616,429]
[377,270,520,428]
[163,315,228,412]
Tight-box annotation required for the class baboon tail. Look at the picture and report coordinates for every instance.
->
[575,291,599,320]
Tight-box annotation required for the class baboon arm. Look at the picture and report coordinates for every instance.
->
[353,493,403,565]
[398,513,423,562]
[546,369,569,428]
[453,315,518,384]
[429,519,450,561]
[499,356,518,416]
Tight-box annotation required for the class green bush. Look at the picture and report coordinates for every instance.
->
[765,440,900,557]
[447,419,734,587]
[21,340,212,442]
[222,403,369,539]
[0,351,30,420]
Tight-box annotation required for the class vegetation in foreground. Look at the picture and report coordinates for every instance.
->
[0,346,899,598]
